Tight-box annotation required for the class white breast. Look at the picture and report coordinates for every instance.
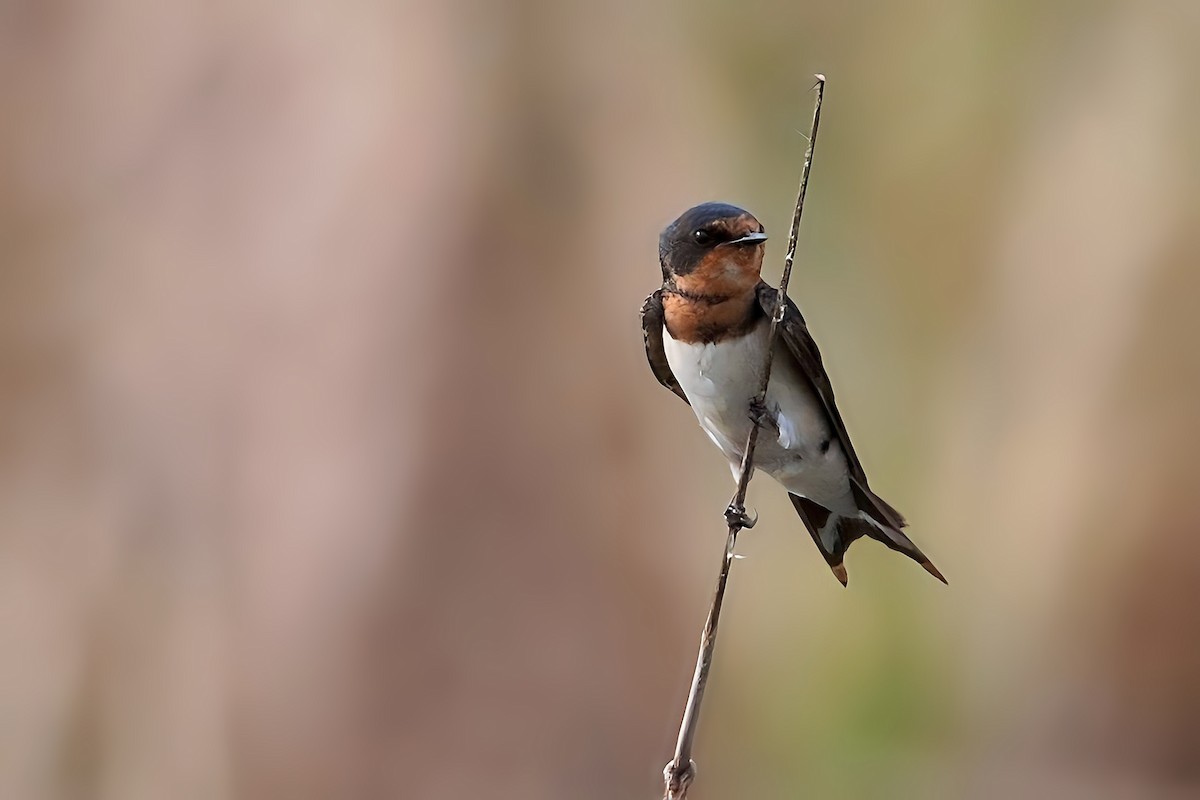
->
[662,323,854,512]
[661,325,765,462]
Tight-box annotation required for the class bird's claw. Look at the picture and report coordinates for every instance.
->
[663,759,696,796]
[724,504,757,530]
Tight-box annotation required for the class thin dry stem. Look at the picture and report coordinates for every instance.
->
[662,74,826,800]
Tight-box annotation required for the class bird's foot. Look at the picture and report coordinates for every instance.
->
[724,503,757,530]
[663,759,696,797]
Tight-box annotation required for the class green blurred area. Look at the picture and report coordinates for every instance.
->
[2,1,1199,798]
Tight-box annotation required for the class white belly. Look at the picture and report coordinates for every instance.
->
[662,322,854,511]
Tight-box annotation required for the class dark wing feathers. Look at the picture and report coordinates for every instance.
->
[640,289,689,405]
[755,282,872,488]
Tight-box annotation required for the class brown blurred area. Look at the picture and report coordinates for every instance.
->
[3,1,1200,798]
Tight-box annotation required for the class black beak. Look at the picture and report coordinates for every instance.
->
[724,232,768,247]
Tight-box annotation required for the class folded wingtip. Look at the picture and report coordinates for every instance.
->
[921,559,948,585]
[832,562,848,587]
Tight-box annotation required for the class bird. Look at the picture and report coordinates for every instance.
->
[641,201,944,586]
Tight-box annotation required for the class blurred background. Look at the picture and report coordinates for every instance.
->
[2,1,1199,798]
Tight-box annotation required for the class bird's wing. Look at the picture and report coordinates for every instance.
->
[760,282,913,539]
[640,289,689,405]
[756,283,875,486]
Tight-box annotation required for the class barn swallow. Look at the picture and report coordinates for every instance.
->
[641,202,944,586]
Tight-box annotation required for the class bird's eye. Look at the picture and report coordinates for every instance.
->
[693,229,714,246]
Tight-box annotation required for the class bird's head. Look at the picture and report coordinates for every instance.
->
[658,202,767,299]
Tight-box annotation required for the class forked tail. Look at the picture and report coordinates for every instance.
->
[788,480,945,586]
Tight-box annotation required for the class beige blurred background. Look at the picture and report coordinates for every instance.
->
[3,1,1199,798]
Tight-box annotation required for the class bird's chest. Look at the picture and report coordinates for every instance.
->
[662,326,767,458]
[661,324,832,470]
[663,326,764,404]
